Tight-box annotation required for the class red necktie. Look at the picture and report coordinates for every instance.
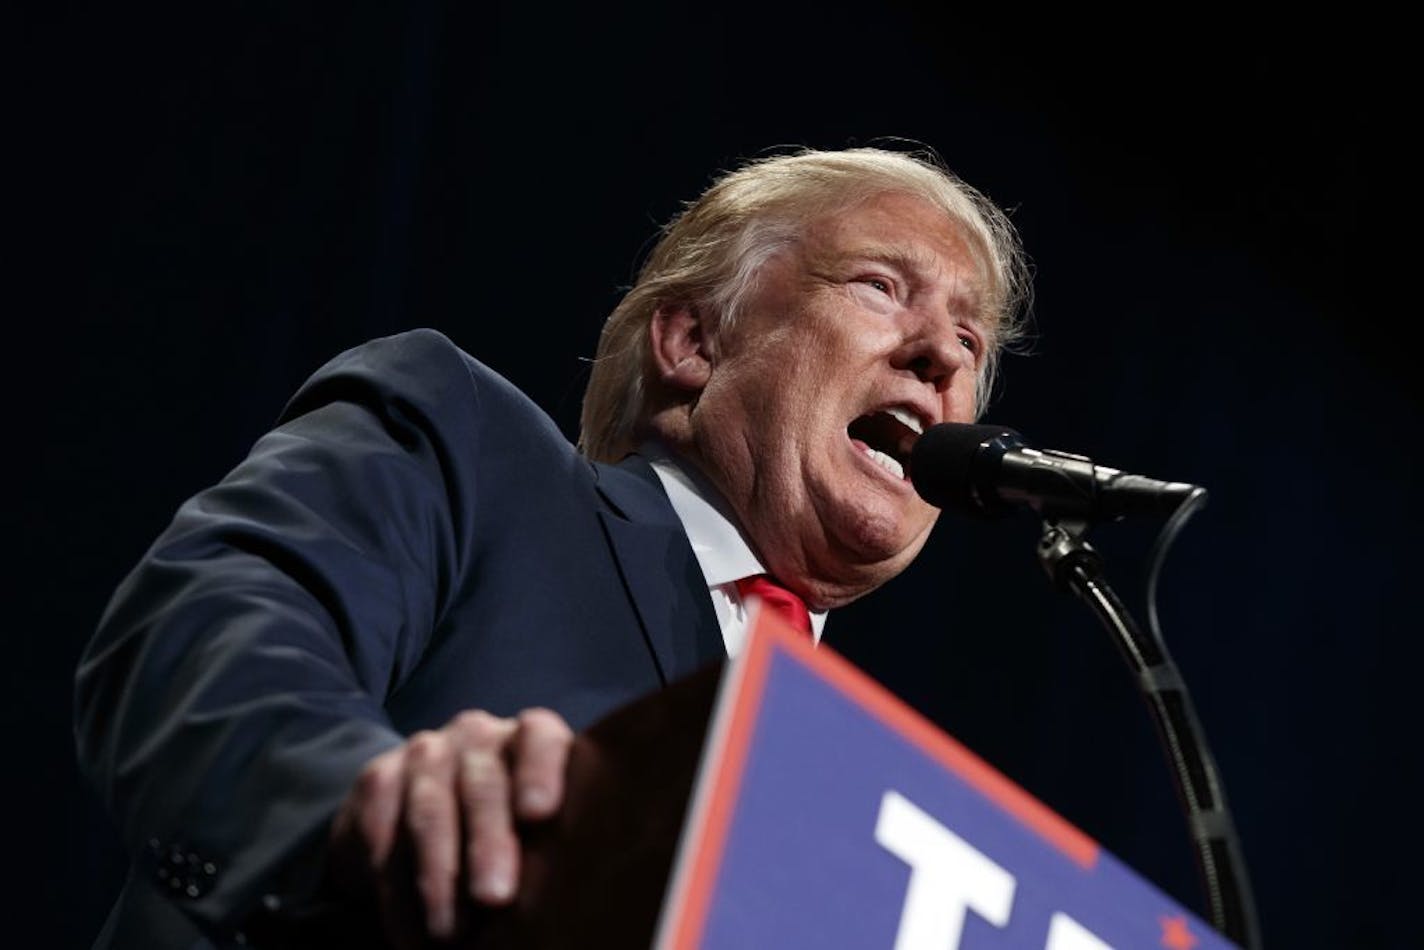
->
[735,574,813,638]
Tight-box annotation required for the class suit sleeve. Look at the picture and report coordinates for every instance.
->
[74,329,490,941]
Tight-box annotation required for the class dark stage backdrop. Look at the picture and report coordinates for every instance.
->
[13,5,1408,947]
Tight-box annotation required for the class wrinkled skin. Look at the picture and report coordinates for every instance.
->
[654,191,989,609]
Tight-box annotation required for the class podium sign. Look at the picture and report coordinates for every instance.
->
[655,610,1234,950]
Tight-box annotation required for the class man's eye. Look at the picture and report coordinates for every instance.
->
[958,334,979,354]
[861,277,892,295]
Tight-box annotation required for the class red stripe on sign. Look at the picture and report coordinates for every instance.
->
[670,605,790,948]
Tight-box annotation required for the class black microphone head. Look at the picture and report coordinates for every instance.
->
[910,423,1023,516]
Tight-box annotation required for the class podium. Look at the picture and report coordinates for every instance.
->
[479,610,1234,949]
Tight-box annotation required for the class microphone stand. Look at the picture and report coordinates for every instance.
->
[1037,518,1261,950]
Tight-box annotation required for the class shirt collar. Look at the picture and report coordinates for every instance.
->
[643,442,762,588]
[641,442,828,636]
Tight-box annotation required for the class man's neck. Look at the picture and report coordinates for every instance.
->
[640,441,828,651]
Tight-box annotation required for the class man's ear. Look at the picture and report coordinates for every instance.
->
[649,304,713,393]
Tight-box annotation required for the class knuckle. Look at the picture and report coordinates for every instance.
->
[518,707,573,739]
[460,752,511,808]
[354,762,392,800]
[404,775,450,832]
[404,731,449,767]
[451,709,499,733]
[464,710,515,745]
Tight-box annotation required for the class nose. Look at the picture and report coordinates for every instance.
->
[892,330,970,393]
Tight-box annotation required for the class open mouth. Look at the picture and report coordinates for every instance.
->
[847,406,923,482]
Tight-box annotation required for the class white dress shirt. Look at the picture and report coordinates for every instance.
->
[642,443,827,657]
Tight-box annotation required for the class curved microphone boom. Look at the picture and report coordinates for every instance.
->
[910,424,1259,945]
[910,423,1202,520]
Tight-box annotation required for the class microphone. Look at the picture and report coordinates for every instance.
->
[909,423,1202,521]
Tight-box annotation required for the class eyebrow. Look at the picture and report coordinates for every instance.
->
[849,242,940,273]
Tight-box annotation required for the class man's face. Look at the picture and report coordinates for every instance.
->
[686,192,989,608]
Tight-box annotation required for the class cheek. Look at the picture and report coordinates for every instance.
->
[948,372,981,424]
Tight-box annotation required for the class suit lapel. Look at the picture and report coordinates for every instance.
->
[592,455,725,684]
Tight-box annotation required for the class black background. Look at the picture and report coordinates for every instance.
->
[12,4,1412,947]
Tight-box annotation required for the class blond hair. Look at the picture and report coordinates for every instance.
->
[578,147,1030,462]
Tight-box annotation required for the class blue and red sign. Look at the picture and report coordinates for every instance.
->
[655,609,1234,949]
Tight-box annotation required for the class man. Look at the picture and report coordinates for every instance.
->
[76,148,1027,948]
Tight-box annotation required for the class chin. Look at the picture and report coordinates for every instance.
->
[801,548,920,610]
[838,495,932,559]
[815,513,929,591]
[792,483,935,602]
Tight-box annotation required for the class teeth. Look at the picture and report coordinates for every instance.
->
[863,446,905,480]
[886,406,924,435]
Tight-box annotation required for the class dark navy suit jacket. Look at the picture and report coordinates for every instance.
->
[75,329,725,948]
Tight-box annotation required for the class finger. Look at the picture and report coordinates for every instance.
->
[445,710,521,904]
[327,745,406,908]
[459,743,519,904]
[331,748,423,949]
[401,730,461,939]
[350,748,407,869]
[510,707,574,820]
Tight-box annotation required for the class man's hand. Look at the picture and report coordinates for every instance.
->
[330,708,574,947]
